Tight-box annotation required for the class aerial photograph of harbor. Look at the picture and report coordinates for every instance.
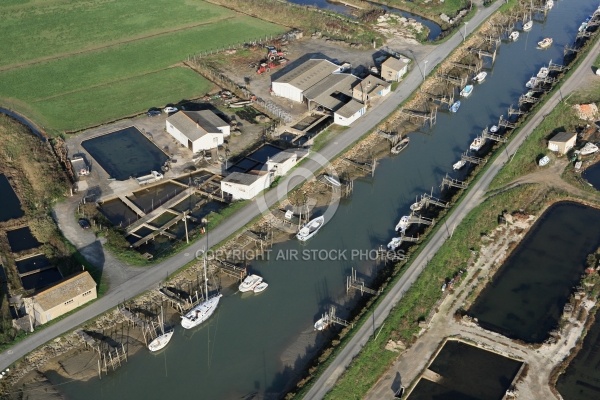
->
[2,0,600,399]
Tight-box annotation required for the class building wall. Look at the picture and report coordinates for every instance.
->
[166,122,225,153]
[548,137,576,154]
[221,174,271,200]
[166,122,189,149]
[334,107,366,126]
[271,82,304,102]
[379,85,391,97]
[30,287,97,325]
[267,155,297,177]
[381,64,408,82]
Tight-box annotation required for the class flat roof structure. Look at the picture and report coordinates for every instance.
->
[304,73,361,111]
[273,59,340,91]
[336,100,366,118]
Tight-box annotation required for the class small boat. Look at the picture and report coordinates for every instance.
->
[409,201,422,212]
[148,306,174,352]
[579,142,599,155]
[297,216,325,241]
[253,282,268,293]
[453,160,467,170]
[489,125,499,133]
[181,253,222,330]
[395,215,411,232]
[538,155,550,166]
[460,84,474,97]
[391,137,410,154]
[387,237,402,251]
[537,67,549,79]
[324,174,341,187]
[525,76,537,88]
[537,37,553,49]
[579,22,588,33]
[470,137,485,152]
[314,316,329,331]
[239,274,263,292]
[523,20,533,31]
[441,283,447,292]
[509,31,519,41]
[545,0,553,9]
[473,71,487,83]
[449,101,461,113]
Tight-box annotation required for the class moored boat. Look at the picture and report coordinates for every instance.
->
[538,155,550,166]
[579,142,599,155]
[537,67,549,79]
[391,137,410,154]
[469,137,485,152]
[297,216,325,241]
[449,101,461,113]
[509,31,519,41]
[253,282,268,293]
[537,37,553,49]
[410,201,423,212]
[148,306,173,352]
[453,160,467,170]
[387,237,402,251]
[239,274,263,292]
[545,0,553,9]
[473,71,487,83]
[523,20,533,31]
[324,174,341,187]
[490,125,499,133]
[525,76,537,88]
[460,84,474,97]
[314,316,329,331]
[181,250,222,330]
[395,215,410,232]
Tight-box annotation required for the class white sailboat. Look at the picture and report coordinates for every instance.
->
[148,306,174,352]
[523,20,533,31]
[181,247,222,330]
[509,31,519,41]
[297,216,325,241]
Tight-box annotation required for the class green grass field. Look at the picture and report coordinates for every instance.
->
[0,0,284,132]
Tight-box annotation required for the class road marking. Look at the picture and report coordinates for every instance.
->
[184,253,190,257]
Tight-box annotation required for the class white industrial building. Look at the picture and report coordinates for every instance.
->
[166,110,230,153]
[266,149,308,177]
[221,171,271,200]
[271,59,341,102]
[334,100,366,126]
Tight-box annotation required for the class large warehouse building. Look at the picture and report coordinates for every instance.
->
[271,59,341,102]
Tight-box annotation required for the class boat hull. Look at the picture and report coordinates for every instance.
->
[296,216,325,241]
[181,295,222,329]
[148,331,174,352]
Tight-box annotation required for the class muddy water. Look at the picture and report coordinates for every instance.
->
[470,202,600,343]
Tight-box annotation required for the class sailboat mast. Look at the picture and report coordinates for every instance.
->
[204,228,209,300]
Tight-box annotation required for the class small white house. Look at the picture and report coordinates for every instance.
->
[266,149,308,177]
[380,56,410,82]
[166,110,230,153]
[221,172,271,200]
[334,100,366,126]
[548,131,576,154]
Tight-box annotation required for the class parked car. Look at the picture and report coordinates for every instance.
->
[78,218,91,229]
[147,109,161,117]
[163,106,178,114]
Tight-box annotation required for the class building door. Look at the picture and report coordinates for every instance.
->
[188,139,193,151]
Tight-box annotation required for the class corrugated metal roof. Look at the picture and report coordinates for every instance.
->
[549,131,576,143]
[353,75,390,96]
[273,59,340,91]
[167,111,227,142]
[32,272,96,311]
[336,100,365,118]
[222,171,264,186]
[304,73,360,111]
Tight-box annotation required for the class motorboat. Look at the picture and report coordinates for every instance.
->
[449,101,461,113]
[395,215,411,232]
[181,250,222,329]
[453,160,467,170]
[509,31,519,41]
[537,67,549,79]
[523,20,533,31]
[460,84,474,97]
[148,306,173,352]
[545,0,553,10]
[490,125,499,133]
[253,282,268,293]
[525,76,537,88]
[239,274,263,292]
[538,155,550,166]
[410,201,423,212]
[324,174,341,187]
[297,216,325,241]
[314,316,329,331]
[387,237,402,251]
[579,142,599,155]
[473,71,487,83]
[579,22,588,33]
[181,293,222,329]
[391,137,410,154]
[537,37,553,49]
[470,137,485,152]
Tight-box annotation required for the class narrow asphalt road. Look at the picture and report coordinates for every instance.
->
[0,2,503,372]
[302,18,600,400]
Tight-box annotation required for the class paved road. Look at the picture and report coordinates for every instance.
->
[302,15,600,400]
[0,1,503,372]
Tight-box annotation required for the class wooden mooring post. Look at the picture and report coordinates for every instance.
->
[346,268,380,296]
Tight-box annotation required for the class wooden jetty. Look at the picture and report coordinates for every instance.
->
[435,71,467,88]
[482,127,507,143]
[548,60,569,73]
[498,115,516,130]
[421,193,450,209]
[319,175,353,197]
[317,306,352,330]
[211,259,247,282]
[441,174,468,190]
[508,104,527,117]
[158,285,203,314]
[346,268,380,296]
[399,107,437,127]
[461,152,485,165]
[75,329,128,378]
[341,157,377,176]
